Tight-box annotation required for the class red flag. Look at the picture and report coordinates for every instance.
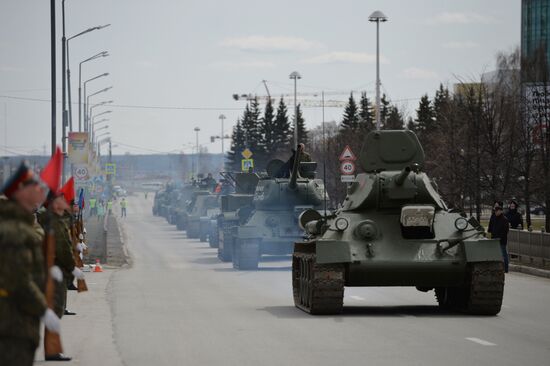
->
[40,146,63,193]
[60,176,75,204]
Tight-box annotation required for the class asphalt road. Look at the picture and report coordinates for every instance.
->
[97,195,550,366]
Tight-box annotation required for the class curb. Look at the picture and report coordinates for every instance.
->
[510,264,550,279]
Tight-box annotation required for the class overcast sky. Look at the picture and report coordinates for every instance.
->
[0,0,520,156]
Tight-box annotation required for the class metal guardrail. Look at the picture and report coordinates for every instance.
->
[508,229,550,268]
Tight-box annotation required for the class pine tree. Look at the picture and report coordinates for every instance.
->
[433,84,451,124]
[384,105,404,130]
[273,97,291,152]
[291,104,309,146]
[340,93,360,130]
[225,119,246,171]
[380,93,390,127]
[261,98,276,159]
[415,94,435,134]
[359,92,375,132]
[406,116,417,132]
[240,98,263,154]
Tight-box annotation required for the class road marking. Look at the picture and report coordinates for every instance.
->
[465,337,497,346]
[349,295,365,301]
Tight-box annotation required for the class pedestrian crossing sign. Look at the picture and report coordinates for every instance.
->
[241,159,254,172]
[105,163,116,175]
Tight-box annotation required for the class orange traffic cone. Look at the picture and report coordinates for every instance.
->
[94,259,103,272]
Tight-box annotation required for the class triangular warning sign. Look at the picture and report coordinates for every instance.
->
[339,145,356,161]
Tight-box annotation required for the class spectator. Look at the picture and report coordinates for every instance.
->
[488,206,510,273]
[120,197,127,218]
[97,201,105,222]
[505,200,524,230]
[107,199,113,215]
[488,200,504,236]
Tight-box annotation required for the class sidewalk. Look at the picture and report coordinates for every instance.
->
[34,268,123,365]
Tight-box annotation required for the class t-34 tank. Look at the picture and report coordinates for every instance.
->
[215,172,259,257]
[293,130,505,315]
[187,193,219,239]
[173,184,200,230]
[231,145,328,270]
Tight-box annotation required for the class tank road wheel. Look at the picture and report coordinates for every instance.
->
[292,243,345,315]
[208,222,219,249]
[435,262,504,315]
[232,238,260,270]
[218,225,234,262]
[187,223,199,239]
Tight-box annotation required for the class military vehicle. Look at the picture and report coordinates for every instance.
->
[215,172,259,255]
[230,146,328,270]
[186,192,218,239]
[152,189,167,216]
[170,184,200,230]
[293,130,505,315]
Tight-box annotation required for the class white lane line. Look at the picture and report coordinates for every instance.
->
[465,337,497,346]
[349,295,365,301]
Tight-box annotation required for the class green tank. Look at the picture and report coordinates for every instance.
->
[152,189,167,216]
[215,172,259,257]
[186,193,219,239]
[293,130,505,315]
[173,184,200,230]
[231,146,328,270]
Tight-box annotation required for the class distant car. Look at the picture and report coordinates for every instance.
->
[530,206,546,215]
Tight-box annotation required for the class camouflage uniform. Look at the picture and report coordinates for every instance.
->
[0,198,48,366]
[38,210,76,317]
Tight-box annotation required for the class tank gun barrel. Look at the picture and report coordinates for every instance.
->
[289,145,303,190]
[394,166,411,186]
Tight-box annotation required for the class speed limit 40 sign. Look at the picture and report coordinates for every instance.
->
[73,164,90,181]
[340,160,356,175]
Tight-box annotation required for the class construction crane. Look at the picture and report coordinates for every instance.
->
[232,80,371,108]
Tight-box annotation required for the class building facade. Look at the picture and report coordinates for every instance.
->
[522,0,550,81]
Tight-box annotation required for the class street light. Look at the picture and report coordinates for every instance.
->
[369,10,388,130]
[88,100,113,132]
[219,114,226,156]
[194,127,200,177]
[67,24,111,131]
[289,71,301,148]
[91,110,112,124]
[83,73,109,131]
[92,118,109,126]
[78,66,109,132]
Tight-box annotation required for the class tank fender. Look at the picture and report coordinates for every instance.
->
[463,239,503,263]
[316,239,356,264]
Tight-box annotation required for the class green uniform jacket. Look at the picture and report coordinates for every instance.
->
[38,210,76,279]
[0,199,48,346]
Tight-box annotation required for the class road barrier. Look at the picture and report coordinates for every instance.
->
[508,229,550,269]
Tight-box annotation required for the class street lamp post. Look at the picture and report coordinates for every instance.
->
[218,114,226,156]
[87,101,113,132]
[289,71,301,148]
[79,55,108,131]
[194,127,200,177]
[50,0,56,155]
[369,10,388,131]
[67,25,110,131]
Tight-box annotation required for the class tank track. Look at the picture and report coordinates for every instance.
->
[218,221,235,262]
[435,262,504,315]
[292,243,345,315]
[233,238,260,270]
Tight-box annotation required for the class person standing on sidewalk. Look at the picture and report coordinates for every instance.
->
[0,163,61,366]
[107,199,113,215]
[97,201,105,222]
[488,206,510,273]
[88,197,96,217]
[505,200,524,230]
[120,197,127,218]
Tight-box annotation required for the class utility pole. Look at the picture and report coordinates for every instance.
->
[61,0,67,182]
[369,10,388,131]
[289,71,301,148]
[50,0,56,156]
[194,127,200,177]
[219,114,226,156]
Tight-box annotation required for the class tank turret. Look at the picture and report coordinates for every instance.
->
[293,130,505,315]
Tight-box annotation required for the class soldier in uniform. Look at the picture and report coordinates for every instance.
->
[0,163,61,366]
[38,191,85,322]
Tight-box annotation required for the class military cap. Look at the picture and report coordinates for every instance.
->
[1,162,41,198]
